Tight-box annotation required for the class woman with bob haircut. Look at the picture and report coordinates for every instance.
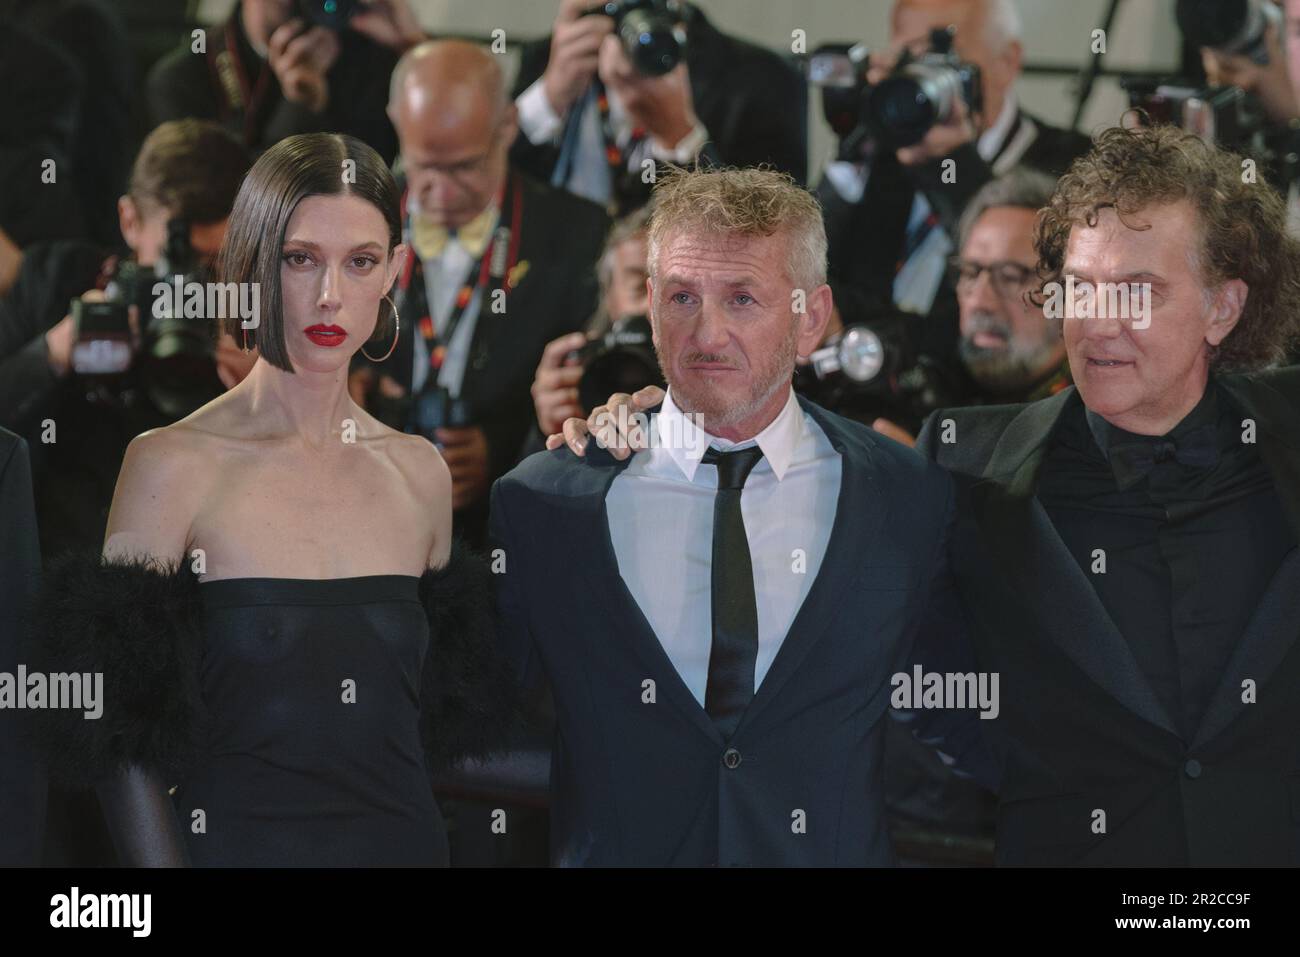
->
[30,133,518,867]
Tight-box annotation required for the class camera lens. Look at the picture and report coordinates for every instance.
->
[868,64,959,148]
[620,9,683,76]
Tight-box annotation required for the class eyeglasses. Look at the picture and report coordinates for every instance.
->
[948,257,1036,299]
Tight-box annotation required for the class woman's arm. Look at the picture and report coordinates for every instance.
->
[34,427,208,866]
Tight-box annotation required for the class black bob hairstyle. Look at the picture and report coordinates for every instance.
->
[217,132,402,372]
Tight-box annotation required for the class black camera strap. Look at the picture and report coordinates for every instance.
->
[206,12,273,148]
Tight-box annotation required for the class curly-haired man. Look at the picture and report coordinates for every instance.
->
[914,123,1300,865]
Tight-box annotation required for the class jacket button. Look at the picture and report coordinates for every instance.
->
[1184,759,1202,779]
[723,748,741,769]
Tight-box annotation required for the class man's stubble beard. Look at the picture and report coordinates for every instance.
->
[655,319,800,434]
[960,311,1064,396]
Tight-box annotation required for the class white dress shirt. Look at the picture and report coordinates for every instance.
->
[605,386,842,707]
[408,193,495,398]
[516,78,709,207]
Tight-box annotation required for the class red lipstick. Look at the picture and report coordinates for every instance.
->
[304,324,347,347]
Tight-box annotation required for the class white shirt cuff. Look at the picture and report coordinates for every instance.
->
[516,77,565,145]
[649,120,709,164]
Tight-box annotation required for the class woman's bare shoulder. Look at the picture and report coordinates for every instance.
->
[104,419,225,564]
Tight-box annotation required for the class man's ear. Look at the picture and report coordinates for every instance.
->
[118,196,140,247]
[796,283,834,359]
[1206,277,1248,347]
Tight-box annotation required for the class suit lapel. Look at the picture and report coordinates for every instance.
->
[578,442,725,748]
[734,399,884,735]
[969,387,1180,737]
[1190,373,1300,746]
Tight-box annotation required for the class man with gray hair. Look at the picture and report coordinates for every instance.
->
[491,167,993,866]
[952,167,1066,401]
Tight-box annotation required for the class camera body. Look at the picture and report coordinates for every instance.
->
[69,219,223,417]
[1122,78,1300,188]
[566,314,665,413]
[583,0,688,77]
[810,27,983,154]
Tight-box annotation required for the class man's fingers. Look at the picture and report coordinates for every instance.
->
[631,385,665,409]
[268,19,302,60]
[561,416,591,456]
[540,331,588,369]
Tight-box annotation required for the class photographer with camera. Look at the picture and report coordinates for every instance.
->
[529,204,656,443]
[815,0,1089,397]
[0,120,251,560]
[147,0,425,163]
[351,40,608,547]
[0,119,249,867]
[511,0,806,215]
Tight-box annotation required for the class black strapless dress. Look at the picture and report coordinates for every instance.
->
[181,574,446,866]
[29,543,517,867]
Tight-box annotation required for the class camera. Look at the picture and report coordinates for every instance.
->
[810,26,983,153]
[297,0,360,31]
[567,314,665,413]
[1122,80,1259,148]
[1176,0,1280,66]
[1122,78,1300,188]
[582,0,687,77]
[793,313,962,430]
[69,218,223,418]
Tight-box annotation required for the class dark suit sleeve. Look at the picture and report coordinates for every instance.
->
[508,37,564,186]
[915,408,945,461]
[487,478,546,704]
[0,431,46,864]
[888,468,1002,793]
[902,142,994,242]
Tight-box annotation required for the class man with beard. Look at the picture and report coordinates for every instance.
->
[870,168,1066,447]
[489,167,993,866]
[951,168,1067,401]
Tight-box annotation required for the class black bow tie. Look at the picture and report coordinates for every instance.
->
[1107,423,1220,490]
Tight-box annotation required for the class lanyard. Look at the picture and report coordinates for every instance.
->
[400,172,524,377]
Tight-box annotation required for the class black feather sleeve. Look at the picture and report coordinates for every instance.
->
[417,539,521,773]
[25,548,208,789]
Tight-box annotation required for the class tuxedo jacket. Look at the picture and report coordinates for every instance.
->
[509,2,808,205]
[489,395,991,866]
[917,368,1300,865]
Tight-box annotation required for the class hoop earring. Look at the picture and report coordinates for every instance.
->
[361,295,400,362]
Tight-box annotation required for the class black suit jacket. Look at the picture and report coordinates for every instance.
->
[510,2,807,206]
[490,394,993,866]
[146,2,399,163]
[0,428,46,865]
[917,368,1300,865]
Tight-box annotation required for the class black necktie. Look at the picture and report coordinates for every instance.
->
[1108,423,1219,490]
[701,444,765,738]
